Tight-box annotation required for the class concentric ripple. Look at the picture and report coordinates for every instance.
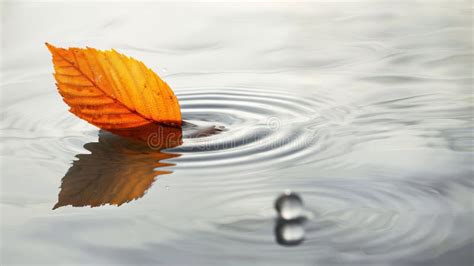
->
[169,87,356,175]
[140,176,472,265]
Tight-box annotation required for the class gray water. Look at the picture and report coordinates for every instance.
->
[1,1,473,265]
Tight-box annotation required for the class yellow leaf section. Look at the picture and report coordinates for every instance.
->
[46,43,182,130]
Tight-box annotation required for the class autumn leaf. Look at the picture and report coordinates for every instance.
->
[53,128,181,209]
[45,43,182,138]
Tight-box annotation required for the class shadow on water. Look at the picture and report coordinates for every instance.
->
[53,124,183,209]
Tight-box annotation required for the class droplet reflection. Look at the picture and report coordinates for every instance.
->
[275,217,306,246]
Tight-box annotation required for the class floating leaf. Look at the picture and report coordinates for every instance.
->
[46,43,182,136]
[53,127,182,209]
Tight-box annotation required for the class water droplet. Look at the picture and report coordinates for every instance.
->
[275,190,304,220]
[275,218,306,246]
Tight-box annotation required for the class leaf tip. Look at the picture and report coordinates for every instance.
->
[45,42,56,53]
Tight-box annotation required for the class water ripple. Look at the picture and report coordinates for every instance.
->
[167,87,356,176]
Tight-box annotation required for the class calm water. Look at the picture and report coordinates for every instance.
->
[1,2,473,265]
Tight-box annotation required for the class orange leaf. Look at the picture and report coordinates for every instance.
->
[45,43,182,135]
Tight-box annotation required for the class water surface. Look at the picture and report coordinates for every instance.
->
[1,1,473,265]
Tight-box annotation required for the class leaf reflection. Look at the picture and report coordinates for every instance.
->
[53,125,182,209]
